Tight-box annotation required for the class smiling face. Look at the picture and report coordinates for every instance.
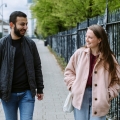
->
[85,29,101,50]
[11,17,28,37]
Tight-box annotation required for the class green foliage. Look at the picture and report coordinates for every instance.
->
[30,0,120,38]
[31,0,67,38]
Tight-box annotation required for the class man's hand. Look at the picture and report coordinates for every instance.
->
[36,94,44,100]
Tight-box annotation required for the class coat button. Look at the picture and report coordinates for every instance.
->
[95,84,97,87]
[94,111,97,114]
[94,71,97,74]
[95,98,97,100]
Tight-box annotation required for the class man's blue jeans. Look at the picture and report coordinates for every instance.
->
[1,90,35,120]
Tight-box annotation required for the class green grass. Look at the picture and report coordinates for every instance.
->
[47,46,67,72]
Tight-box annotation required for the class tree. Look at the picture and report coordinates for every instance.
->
[31,0,67,38]
[30,0,120,37]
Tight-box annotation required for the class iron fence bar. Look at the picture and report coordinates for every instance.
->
[56,33,77,37]
[78,27,88,31]
[106,21,120,25]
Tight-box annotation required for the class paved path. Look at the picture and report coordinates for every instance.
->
[0,39,74,120]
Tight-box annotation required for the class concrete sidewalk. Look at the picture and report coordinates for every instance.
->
[0,39,74,120]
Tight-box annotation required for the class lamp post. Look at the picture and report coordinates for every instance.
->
[1,0,7,37]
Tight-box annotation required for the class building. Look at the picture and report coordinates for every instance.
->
[27,0,36,38]
[0,19,10,38]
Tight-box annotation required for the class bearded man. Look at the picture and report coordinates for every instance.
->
[0,11,44,120]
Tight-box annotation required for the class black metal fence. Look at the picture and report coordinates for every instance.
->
[46,9,120,120]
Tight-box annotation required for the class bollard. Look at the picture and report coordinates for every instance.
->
[44,40,48,46]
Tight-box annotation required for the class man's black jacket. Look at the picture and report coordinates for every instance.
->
[0,35,44,101]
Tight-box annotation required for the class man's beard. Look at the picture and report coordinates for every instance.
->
[14,25,26,37]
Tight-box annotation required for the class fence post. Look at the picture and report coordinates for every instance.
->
[77,22,79,49]
[66,30,68,63]
[103,0,108,32]
[87,18,89,27]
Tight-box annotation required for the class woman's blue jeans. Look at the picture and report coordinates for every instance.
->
[1,90,35,120]
[74,87,106,120]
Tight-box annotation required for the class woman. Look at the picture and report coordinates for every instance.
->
[64,24,120,120]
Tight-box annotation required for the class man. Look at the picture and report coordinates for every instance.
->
[0,11,44,120]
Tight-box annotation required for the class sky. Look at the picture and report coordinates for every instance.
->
[0,0,28,21]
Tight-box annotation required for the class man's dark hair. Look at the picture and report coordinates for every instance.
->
[9,11,27,24]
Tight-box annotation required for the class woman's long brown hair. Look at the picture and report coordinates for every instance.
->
[88,24,119,85]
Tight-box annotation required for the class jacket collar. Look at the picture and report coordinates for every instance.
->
[7,34,24,45]
[83,47,90,53]
[83,47,103,60]
[8,34,12,44]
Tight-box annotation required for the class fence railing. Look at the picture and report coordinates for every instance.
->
[46,9,120,120]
